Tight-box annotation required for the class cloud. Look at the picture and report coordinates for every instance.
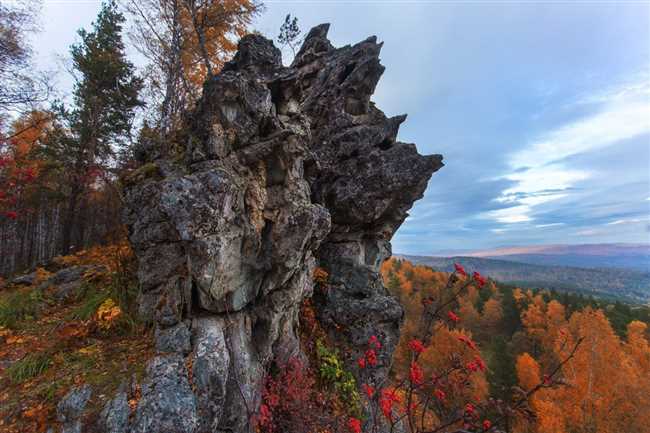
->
[487,74,650,226]
[510,99,650,168]
[535,223,565,228]
[607,217,649,226]
[576,229,599,236]
[483,205,532,224]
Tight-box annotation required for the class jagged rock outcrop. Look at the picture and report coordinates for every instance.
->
[117,24,442,433]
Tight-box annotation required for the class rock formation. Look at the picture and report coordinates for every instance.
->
[117,24,442,433]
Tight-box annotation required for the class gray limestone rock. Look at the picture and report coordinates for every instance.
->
[156,321,192,355]
[116,23,442,433]
[10,271,38,286]
[130,355,198,433]
[98,385,130,433]
[38,265,106,300]
[57,384,92,433]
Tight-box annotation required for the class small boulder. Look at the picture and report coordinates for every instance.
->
[11,271,38,286]
[39,265,106,300]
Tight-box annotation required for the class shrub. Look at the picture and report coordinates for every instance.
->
[256,357,346,433]
[315,339,362,415]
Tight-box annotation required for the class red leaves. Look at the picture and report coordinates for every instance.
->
[258,404,272,430]
[447,310,460,323]
[454,263,467,276]
[464,403,476,416]
[359,336,382,369]
[473,271,487,288]
[467,356,487,373]
[408,339,425,354]
[475,356,486,372]
[409,361,424,385]
[362,383,375,398]
[4,211,17,220]
[434,388,446,401]
[347,417,362,433]
[482,419,492,431]
[458,335,478,351]
[365,349,378,367]
[258,357,318,432]
[379,388,401,422]
[368,335,381,350]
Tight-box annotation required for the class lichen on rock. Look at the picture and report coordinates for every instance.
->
[117,23,442,433]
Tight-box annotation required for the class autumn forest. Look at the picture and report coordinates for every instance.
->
[1,1,649,432]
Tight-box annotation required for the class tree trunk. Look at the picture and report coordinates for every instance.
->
[61,184,82,254]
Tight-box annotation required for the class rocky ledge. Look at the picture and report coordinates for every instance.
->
[111,23,441,433]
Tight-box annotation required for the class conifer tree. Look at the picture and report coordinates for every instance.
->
[59,0,142,253]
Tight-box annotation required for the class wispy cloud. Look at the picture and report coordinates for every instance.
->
[512,77,650,168]
[606,217,649,226]
[488,74,650,226]
[535,223,565,228]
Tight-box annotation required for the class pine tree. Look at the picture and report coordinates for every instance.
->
[487,336,516,401]
[59,0,143,253]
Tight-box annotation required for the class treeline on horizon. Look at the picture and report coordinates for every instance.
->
[381,257,650,433]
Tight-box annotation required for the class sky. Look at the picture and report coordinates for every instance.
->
[29,0,650,255]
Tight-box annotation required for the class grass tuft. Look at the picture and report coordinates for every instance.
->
[0,288,44,329]
[69,287,110,321]
[7,352,52,384]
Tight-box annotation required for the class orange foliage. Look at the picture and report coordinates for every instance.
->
[515,352,540,391]
[52,240,133,273]
[381,257,490,429]
[179,0,258,89]
[515,307,650,433]
[0,111,51,218]
[480,297,503,331]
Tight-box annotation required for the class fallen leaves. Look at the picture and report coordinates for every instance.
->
[22,403,48,432]
[5,336,25,345]
[56,321,90,340]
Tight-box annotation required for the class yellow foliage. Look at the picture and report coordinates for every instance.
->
[78,345,100,355]
[96,298,122,329]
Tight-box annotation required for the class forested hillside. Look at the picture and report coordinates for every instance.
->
[0,0,261,276]
[400,255,650,303]
[381,257,650,433]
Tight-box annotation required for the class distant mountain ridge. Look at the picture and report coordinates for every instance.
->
[430,243,650,272]
[396,254,650,303]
